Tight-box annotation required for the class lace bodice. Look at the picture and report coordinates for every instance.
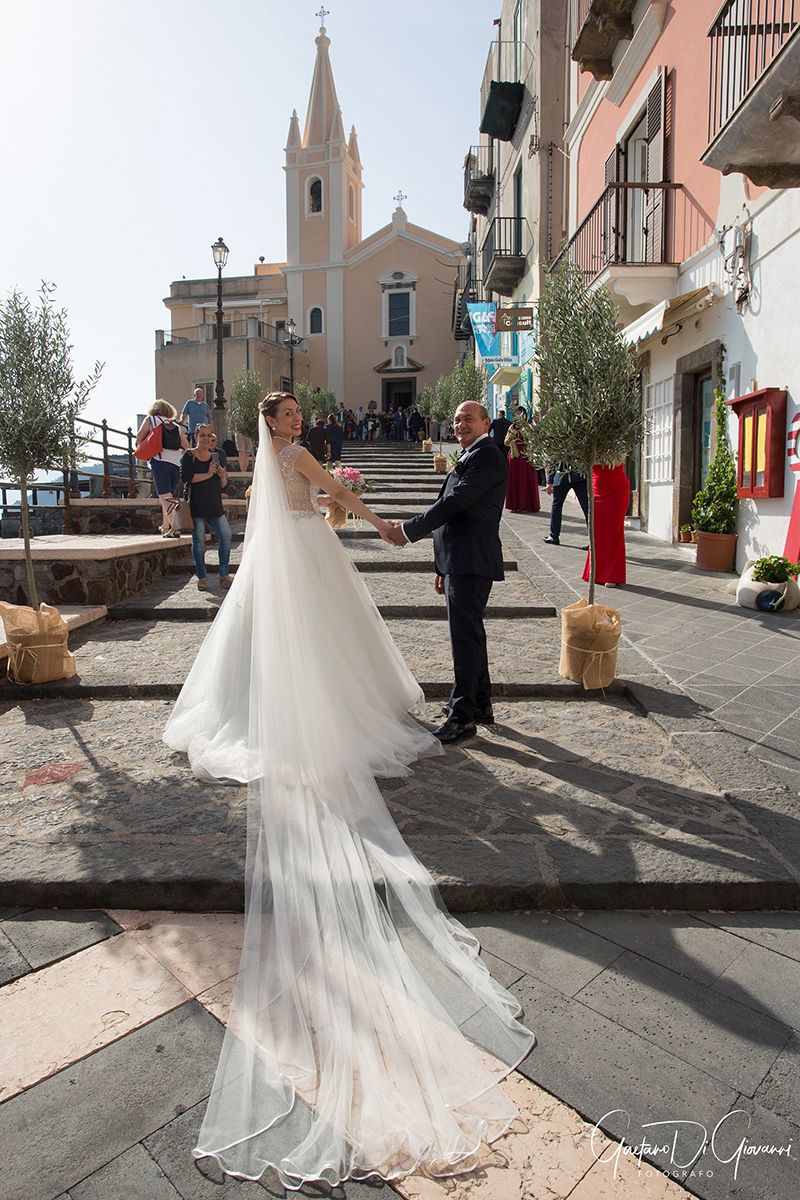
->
[277,443,321,517]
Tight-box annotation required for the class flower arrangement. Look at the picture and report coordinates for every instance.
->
[751,555,800,584]
[325,466,370,528]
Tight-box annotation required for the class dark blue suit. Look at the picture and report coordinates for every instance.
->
[403,438,508,721]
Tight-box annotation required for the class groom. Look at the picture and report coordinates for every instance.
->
[384,401,508,744]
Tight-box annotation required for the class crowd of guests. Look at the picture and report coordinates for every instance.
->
[137,389,629,594]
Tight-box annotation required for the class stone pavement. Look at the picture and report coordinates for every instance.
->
[2,442,800,1198]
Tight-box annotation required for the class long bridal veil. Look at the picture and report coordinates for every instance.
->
[168,416,535,1188]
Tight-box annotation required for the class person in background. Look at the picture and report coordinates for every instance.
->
[543,462,589,546]
[344,409,356,440]
[136,400,190,537]
[305,417,330,463]
[582,462,630,587]
[504,406,540,514]
[408,406,425,444]
[181,424,232,592]
[488,409,512,456]
[325,413,344,464]
[180,387,211,442]
[355,406,365,441]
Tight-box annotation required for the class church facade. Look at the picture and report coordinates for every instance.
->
[155,23,464,414]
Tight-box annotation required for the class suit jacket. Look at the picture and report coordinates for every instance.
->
[488,417,512,448]
[403,439,508,580]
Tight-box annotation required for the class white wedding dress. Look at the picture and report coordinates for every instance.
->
[163,423,534,1190]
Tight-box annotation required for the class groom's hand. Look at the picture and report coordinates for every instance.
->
[434,574,444,595]
[383,521,407,547]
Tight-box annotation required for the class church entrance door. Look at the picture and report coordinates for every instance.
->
[382,377,416,412]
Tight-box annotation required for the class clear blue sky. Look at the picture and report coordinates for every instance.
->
[1,1,497,432]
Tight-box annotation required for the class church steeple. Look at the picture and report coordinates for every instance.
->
[286,109,302,151]
[303,24,340,147]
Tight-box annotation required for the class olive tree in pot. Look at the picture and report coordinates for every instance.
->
[520,258,643,688]
[0,283,102,682]
[415,385,434,451]
[690,354,738,572]
[228,367,262,463]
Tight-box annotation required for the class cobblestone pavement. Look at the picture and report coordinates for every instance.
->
[2,444,800,1199]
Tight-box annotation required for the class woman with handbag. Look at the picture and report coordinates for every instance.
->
[136,400,190,536]
[181,423,232,592]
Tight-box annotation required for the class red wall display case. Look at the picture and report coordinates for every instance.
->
[727,388,787,499]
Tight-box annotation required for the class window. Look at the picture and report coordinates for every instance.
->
[280,376,291,392]
[309,306,324,335]
[730,388,787,499]
[308,177,323,214]
[388,292,410,337]
[348,184,355,222]
[644,378,674,483]
[194,382,214,406]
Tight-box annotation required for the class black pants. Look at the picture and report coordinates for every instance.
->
[549,475,589,539]
[444,574,493,722]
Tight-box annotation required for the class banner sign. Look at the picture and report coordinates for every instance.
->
[496,306,534,332]
[466,302,515,365]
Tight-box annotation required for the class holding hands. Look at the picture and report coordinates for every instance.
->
[379,520,407,547]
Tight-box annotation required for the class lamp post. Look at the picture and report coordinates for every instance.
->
[285,316,301,393]
[211,237,229,409]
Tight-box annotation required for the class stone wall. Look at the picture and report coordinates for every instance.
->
[0,543,190,607]
[66,501,245,535]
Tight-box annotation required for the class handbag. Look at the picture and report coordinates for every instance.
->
[166,495,193,533]
[135,418,163,461]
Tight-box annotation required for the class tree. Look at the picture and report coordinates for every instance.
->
[450,356,488,413]
[520,257,643,604]
[691,353,737,534]
[294,380,338,425]
[415,385,434,437]
[228,368,262,443]
[0,284,102,609]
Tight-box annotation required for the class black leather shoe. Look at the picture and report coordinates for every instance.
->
[543,535,559,545]
[433,716,477,744]
[475,706,495,725]
[581,544,590,551]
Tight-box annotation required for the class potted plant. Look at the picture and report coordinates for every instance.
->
[521,257,643,689]
[678,523,692,543]
[0,283,102,682]
[690,356,738,571]
[228,367,262,464]
[736,555,800,611]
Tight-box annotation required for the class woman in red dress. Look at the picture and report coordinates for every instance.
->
[505,407,540,513]
[582,462,630,586]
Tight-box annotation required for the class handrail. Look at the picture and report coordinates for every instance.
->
[707,0,800,143]
[551,181,682,282]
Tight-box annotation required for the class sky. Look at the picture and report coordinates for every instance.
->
[1,1,497,432]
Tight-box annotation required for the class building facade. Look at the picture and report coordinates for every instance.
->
[558,0,800,566]
[155,22,463,417]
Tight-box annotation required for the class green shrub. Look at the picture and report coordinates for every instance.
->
[751,555,800,583]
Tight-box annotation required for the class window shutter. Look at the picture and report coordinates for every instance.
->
[645,71,667,263]
[603,145,623,266]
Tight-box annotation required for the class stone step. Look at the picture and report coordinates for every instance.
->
[4,696,785,912]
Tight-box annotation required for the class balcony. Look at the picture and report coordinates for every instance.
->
[463,145,495,215]
[551,182,683,316]
[479,40,530,142]
[155,319,305,351]
[482,217,532,296]
[571,0,636,80]
[451,262,481,340]
[702,0,800,186]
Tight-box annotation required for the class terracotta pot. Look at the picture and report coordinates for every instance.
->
[695,530,737,572]
[691,529,700,543]
[678,530,691,543]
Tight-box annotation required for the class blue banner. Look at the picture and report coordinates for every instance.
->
[467,302,515,366]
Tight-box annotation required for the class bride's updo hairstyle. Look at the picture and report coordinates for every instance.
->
[260,391,296,437]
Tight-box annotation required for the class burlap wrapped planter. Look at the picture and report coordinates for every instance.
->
[0,602,77,684]
[559,598,621,691]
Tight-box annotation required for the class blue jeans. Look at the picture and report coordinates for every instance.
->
[192,514,232,580]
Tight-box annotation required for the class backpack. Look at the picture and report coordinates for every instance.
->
[161,420,181,451]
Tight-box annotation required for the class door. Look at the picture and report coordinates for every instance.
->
[624,112,648,262]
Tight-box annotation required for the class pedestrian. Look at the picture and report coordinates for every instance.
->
[488,409,512,455]
[355,405,365,441]
[135,400,190,537]
[180,386,211,443]
[408,407,424,444]
[305,417,330,463]
[543,462,589,546]
[384,401,508,743]
[325,413,344,464]
[393,408,404,443]
[181,424,233,592]
[583,462,630,587]
[505,408,540,513]
[343,409,356,440]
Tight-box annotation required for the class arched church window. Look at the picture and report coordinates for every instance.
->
[309,177,323,214]
[348,184,355,222]
[393,345,406,368]
[309,306,324,335]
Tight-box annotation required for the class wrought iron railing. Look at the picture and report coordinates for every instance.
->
[464,145,494,196]
[160,320,307,349]
[550,182,683,283]
[707,0,800,143]
[481,216,532,280]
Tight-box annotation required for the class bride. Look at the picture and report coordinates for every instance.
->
[163,392,534,1189]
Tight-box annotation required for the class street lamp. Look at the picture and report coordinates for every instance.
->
[285,316,301,393]
[211,236,229,409]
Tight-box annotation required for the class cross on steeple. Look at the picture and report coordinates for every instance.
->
[316,6,329,23]
[394,189,407,205]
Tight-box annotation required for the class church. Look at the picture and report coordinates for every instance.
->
[154,20,464,414]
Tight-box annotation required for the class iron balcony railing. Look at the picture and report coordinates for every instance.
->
[160,319,305,348]
[708,0,800,143]
[551,181,682,284]
[481,216,532,280]
[463,144,495,214]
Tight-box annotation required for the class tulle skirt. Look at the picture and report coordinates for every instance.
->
[163,510,535,1188]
